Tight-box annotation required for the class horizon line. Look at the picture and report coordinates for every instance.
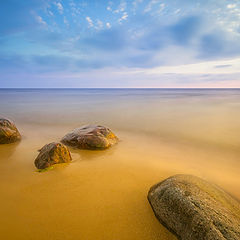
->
[1,87,240,90]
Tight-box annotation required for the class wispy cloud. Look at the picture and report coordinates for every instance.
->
[36,16,47,26]
[144,0,160,13]
[86,16,94,27]
[227,4,236,9]
[1,0,240,87]
[114,0,127,13]
[118,12,128,23]
[48,10,54,16]
[55,2,64,14]
[96,19,103,30]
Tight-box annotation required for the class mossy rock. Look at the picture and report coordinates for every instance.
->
[34,142,72,169]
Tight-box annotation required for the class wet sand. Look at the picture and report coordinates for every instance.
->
[0,89,240,240]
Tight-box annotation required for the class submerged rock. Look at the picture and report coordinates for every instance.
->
[0,118,21,144]
[148,174,240,240]
[61,125,118,150]
[34,142,72,169]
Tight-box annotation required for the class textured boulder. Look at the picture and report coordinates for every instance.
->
[148,174,240,240]
[34,142,72,169]
[0,118,21,144]
[61,125,118,150]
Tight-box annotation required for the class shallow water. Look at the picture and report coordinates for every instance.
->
[0,88,240,240]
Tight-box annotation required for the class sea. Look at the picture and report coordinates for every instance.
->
[0,88,240,240]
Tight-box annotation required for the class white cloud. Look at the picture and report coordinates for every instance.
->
[107,6,112,11]
[144,0,160,13]
[146,58,240,75]
[118,12,128,23]
[86,16,93,27]
[160,3,165,10]
[36,16,47,26]
[155,3,165,14]
[174,9,181,14]
[227,4,236,9]
[96,19,103,29]
[122,12,128,20]
[55,2,64,14]
[114,1,127,13]
[48,11,54,16]
[106,22,111,28]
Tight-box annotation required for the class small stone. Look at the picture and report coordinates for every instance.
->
[34,142,72,169]
[61,125,118,150]
[0,118,21,144]
[148,174,240,240]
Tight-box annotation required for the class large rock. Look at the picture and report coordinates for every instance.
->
[148,174,240,240]
[61,125,118,150]
[34,142,72,169]
[0,118,21,144]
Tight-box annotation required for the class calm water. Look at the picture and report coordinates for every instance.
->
[0,88,240,240]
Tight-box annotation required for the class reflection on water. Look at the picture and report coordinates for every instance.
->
[0,89,240,240]
[0,141,19,160]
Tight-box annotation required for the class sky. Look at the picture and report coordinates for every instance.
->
[1,0,240,88]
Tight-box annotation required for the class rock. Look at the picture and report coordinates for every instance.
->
[34,142,72,169]
[148,174,240,240]
[61,125,118,150]
[0,118,21,144]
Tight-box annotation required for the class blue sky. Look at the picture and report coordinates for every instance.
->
[1,0,240,87]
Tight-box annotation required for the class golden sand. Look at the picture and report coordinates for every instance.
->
[0,123,240,240]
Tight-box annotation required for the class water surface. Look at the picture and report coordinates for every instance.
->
[0,88,240,240]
